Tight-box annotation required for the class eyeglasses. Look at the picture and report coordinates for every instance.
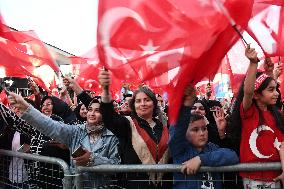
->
[189,126,207,133]
[191,106,205,111]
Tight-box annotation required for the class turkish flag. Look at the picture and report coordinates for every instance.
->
[97,0,223,82]
[0,16,58,72]
[166,0,253,123]
[97,0,253,123]
[2,30,59,71]
[247,1,284,57]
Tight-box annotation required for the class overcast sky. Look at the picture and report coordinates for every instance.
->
[0,0,98,56]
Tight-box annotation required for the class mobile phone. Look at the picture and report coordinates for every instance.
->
[71,145,86,158]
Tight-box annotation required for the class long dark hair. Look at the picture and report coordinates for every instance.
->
[129,86,158,118]
[73,103,87,122]
[227,72,284,154]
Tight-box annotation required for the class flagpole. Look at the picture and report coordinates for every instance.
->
[214,0,260,63]
[214,0,248,46]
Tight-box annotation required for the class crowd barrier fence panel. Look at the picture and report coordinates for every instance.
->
[75,163,282,189]
[0,149,72,189]
[0,149,282,189]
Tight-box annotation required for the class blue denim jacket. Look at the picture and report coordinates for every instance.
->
[21,105,121,188]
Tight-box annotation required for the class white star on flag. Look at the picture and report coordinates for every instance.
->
[139,40,159,56]
[274,138,281,150]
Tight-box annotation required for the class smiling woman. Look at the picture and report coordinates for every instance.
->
[80,69,171,189]
[130,86,157,122]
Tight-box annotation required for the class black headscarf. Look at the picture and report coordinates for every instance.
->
[41,96,76,124]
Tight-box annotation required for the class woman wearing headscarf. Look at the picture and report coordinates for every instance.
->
[0,94,121,189]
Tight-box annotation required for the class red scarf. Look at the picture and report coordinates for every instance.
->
[132,118,169,163]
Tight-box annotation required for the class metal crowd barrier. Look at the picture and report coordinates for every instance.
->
[76,163,282,189]
[0,149,282,189]
[0,149,72,189]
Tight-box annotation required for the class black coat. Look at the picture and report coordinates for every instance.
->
[78,91,172,189]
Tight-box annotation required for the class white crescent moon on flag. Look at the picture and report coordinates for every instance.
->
[99,7,146,61]
[146,47,184,70]
[249,125,274,159]
[146,47,184,63]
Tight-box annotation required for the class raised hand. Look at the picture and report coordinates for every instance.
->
[7,93,30,115]
[28,80,40,95]
[245,44,258,63]
[213,107,227,139]
[183,84,196,107]
[62,77,83,95]
[273,63,283,80]
[98,69,111,90]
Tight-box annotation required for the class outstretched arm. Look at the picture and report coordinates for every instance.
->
[243,45,259,111]
[0,103,38,137]
[169,84,196,156]
[6,93,75,147]
[62,77,93,108]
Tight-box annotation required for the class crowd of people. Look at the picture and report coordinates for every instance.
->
[0,46,284,189]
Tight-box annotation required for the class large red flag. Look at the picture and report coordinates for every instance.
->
[97,0,253,123]
[166,0,253,124]
[97,0,231,83]
[0,17,58,72]
[2,30,59,71]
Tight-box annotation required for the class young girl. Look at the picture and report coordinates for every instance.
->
[229,45,284,188]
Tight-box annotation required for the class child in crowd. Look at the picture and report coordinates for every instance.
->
[229,45,284,188]
[168,84,239,189]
